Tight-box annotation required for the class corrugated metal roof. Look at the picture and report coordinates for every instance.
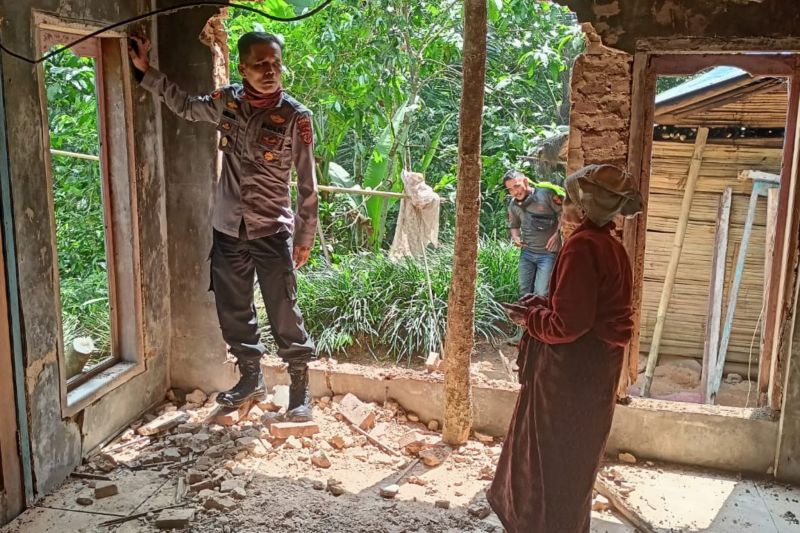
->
[655,66,751,106]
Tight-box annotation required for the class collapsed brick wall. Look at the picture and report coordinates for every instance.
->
[565,27,637,397]
[567,26,632,175]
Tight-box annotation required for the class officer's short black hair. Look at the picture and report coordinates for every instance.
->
[237,32,284,62]
[503,169,526,183]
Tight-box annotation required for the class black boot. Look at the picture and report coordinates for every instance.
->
[285,362,313,422]
[216,358,266,408]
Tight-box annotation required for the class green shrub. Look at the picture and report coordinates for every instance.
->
[256,239,519,364]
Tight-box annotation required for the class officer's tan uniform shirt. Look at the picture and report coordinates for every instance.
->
[140,68,318,246]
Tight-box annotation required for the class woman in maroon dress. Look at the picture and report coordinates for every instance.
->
[487,164,643,533]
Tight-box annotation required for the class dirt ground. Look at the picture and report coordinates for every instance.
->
[3,390,633,533]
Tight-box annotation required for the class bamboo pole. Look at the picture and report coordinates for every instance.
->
[642,127,709,397]
[441,0,486,445]
[702,187,732,403]
[50,148,101,162]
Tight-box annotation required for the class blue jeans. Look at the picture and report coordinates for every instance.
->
[519,249,556,298]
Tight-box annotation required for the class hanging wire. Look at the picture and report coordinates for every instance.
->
[0,0,334,65]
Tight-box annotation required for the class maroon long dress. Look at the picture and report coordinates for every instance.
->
[487,220,634,533]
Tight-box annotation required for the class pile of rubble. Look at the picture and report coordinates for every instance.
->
[70,386,505,531]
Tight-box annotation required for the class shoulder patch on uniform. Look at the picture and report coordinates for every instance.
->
[211,89,222,100]
[553,196,563,205]
[270,114,286,124]
[298,115,313,145]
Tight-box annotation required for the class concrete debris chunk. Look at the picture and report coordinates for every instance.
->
[92,453,118,473]
[427,420,440,431]
[311,450,332,469]
[407,413,420,423]
[204,493,237,511]
[379,484,400,498]
[155,508,195,530]
[164,447,182,461]
[398,431,429,455]
[189,433,212,452]
[327,478,345,496]
[435,500,450,509]
[284,436,302,450]
[618,452,637,464]
[268,421,320,439]
[467,502,492,519]
[236,436,258,450]
[592,494,610,512]
[220,479,245,493]
[248,405,265,421]
[407,475,427,486]
[312,480,326,490]
[137,411,189,436]
[419,444,451,467]
[339,393,376,430]
[186,389,208,405]
[230,486,247,500]
[94,481,118,499]
[75,496,93,506]
[186,470,205,484]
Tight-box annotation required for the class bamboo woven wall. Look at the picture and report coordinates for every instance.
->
[638,140,783,365]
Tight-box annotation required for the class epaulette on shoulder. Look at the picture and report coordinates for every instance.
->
[282,93,312,115]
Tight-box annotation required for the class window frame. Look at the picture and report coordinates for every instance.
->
[34,15,145,416]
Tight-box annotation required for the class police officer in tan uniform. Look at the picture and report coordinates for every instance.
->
[129,33,317,421]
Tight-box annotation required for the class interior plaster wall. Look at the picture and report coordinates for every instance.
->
[0,0,172,497]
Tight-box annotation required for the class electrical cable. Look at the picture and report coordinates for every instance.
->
[0,0,334,65]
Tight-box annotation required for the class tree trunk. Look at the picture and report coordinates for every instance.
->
[442,0,487,445]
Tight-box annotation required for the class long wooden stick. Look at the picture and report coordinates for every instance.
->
[702,188,732,403]
[642,127,709,397]
[710,179,774,402]
[347,422,401,457]
[759,186,780,393]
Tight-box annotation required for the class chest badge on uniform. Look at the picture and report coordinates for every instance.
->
[262,134,280,146]
[270,114,286,124]
[226,101,239,110]
[298,116,313,145]
[221,137,230,147]
[221,122,232,131]
[263,151,276,161]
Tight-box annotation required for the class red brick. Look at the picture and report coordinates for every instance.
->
[268,421,320,439]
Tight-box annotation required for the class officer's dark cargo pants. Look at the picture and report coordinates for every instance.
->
[210,229,315,365]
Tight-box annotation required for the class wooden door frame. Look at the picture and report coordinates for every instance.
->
[625,52,800,410]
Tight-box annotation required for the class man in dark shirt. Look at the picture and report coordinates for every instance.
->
[129,33,317,421]
[504,170,562,298]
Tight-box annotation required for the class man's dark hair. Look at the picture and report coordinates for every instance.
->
[237,32,284,62]
[503,169,526,183]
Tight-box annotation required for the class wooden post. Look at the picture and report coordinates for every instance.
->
[759,186,780,394]
[710,177,776,402]
[441,0,486,445]
[702,187,732,404]
[642,127,709,397]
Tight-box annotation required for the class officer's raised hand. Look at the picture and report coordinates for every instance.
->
[128,35,151,73]
[293,244,311,269]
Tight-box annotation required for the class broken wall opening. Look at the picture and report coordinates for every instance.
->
[635,66,789,408]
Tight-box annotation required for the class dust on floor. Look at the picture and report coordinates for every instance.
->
[3,388,631,533]
[597,462,800,533]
